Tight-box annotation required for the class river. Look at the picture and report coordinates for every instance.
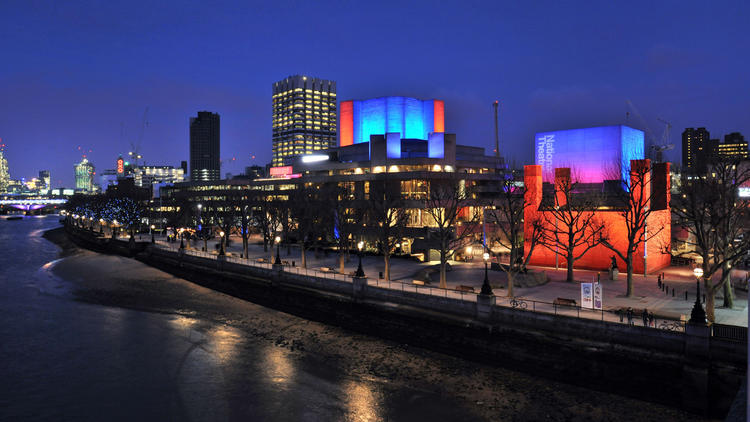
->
[0,216,701,421]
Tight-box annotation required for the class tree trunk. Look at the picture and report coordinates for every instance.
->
[287,242,291,256]
[566,249,574,282]
[300,242,307,268]
[204,238,208,252]
[626,252,634,298]
[507,272,514,297]
[384,253,390,281]
[705,280,716,323]
[339,253,345,274]
[263,234,268,252]
[722,265,734,309]
[439,249,448,289]
[242,235,248,259]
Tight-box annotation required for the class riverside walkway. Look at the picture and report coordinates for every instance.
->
[127,232,747,331]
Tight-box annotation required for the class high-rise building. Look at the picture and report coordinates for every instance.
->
[0,151,9,193]
[272,75,337,167]
[190,111,220,181]
[716,132,748,160]
[133,165,185,188]
[39,170,50,190]
[74,158,95,192]
[682,127,712,173]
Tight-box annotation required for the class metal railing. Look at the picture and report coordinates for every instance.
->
[713,323,748,342]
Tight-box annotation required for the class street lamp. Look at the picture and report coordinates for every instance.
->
[274,236,282,265]
[480,251,493,295]
[150,224,155,243]
[689,267,707,324]
[179,228,185,249]
[219,231,226,255]
[466,245,473,262]
[355,241,365,277]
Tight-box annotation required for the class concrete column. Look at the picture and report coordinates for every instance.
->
[476,294,496,321]
[682,323,711,415]
[352,276,367,300]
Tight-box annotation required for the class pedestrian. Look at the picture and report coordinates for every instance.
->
[649,312,655,327]
[618,309,624,323]
[627,307,634,326]
[657,274,661,288]
[642,308,648,326]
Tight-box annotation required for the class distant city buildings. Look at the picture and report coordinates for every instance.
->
[682,128,748,173]
[272,75,337,167]
[39,170,50,190]
[0,151,9,193]
[74,158,95,192]
[190,111,221,182]
[133,165,185,188]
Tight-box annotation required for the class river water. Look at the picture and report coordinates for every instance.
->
[0,216,483,421]
[0,216,703,422]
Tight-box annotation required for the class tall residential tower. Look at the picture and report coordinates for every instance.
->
[190,111,221,181]
[74,158,95,192]
[682,127,712,173]
[272,75,336,167]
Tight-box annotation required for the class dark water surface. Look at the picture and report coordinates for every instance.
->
[0,216,478,421]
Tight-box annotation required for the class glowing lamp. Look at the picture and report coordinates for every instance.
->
[357,241,364,251]
[275,236,281,244]
[483,252,489,261]
[693,267,704,278]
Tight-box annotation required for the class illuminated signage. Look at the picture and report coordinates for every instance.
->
[534,125,644,184]
[301,154,328,163]
[117,158,124,175]
[270,166,293,176]
[739,187,750,198]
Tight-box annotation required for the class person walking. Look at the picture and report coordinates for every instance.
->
[626,307,634,326]
[657,274,661,288]
[618,308,624,323]
[648,312,655,327]
[642,308,648,326]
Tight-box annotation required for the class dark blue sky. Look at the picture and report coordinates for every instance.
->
[1,0,748,187]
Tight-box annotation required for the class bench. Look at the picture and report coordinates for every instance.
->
[456,285,475,293]
[412,280,426,286]
[553,297,577,307]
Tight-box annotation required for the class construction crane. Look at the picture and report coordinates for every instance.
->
[625,100,673,163]
[128,107,149,168]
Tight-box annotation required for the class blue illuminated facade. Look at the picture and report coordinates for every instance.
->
[534,125,644,184]
[347,97,442,145]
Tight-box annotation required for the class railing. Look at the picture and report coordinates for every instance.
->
[146,241,722,334]
[713,324,748,342]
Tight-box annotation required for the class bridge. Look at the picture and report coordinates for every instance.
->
[0,198,67,211]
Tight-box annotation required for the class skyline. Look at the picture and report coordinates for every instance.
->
[1,1,748,187]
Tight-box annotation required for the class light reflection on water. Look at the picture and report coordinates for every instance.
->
[344,380,383,422]
[263,345,296,387]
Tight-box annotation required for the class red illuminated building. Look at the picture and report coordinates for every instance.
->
[524,159,671,273]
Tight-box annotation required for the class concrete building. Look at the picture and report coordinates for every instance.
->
[74,158,95,192]
[133,165,185,188]
[272,75,337,167]
[39,170,50,190]
[0,151,9,193]
[190,111,221,181]
[682,127,713,173]
[715,132,748,160]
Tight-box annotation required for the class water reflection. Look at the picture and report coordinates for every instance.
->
[207,324,243,363]
[262,345,296,388]
[344,380,383,422]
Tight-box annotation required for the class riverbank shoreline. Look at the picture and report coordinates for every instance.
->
[42,226,714,421]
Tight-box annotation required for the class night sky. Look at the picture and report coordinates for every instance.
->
[1,1,748,188]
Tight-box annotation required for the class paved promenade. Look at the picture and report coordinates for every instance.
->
[134,232,748,327]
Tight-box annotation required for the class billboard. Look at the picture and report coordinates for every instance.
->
[534,125,644,184]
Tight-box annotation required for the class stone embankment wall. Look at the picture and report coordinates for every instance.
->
[64,226,746,417]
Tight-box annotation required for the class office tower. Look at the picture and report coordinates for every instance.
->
[682,127,712,173]
[272,75,337,167]
[190,111,221,181]
[74,158,95,192]
[716,132,748,160]
[180,160,188,174]
[0,151,9,193]
[38,170,51,190]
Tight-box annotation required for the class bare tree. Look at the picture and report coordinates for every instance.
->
[487,177,544,297]
[423,175,481,289]
[538,169,607,282]
[250,190,276,252]
[368,176,408,281]
[672,158,750,320]
[602,160,666,297]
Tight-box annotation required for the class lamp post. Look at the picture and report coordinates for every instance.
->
[355,241,365,277]
[274,236,281,265]
[689,267,707,324]
[179,228,184,250]
[481,251,493,295]
[150,225,155,243]
[219,231,226,256]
